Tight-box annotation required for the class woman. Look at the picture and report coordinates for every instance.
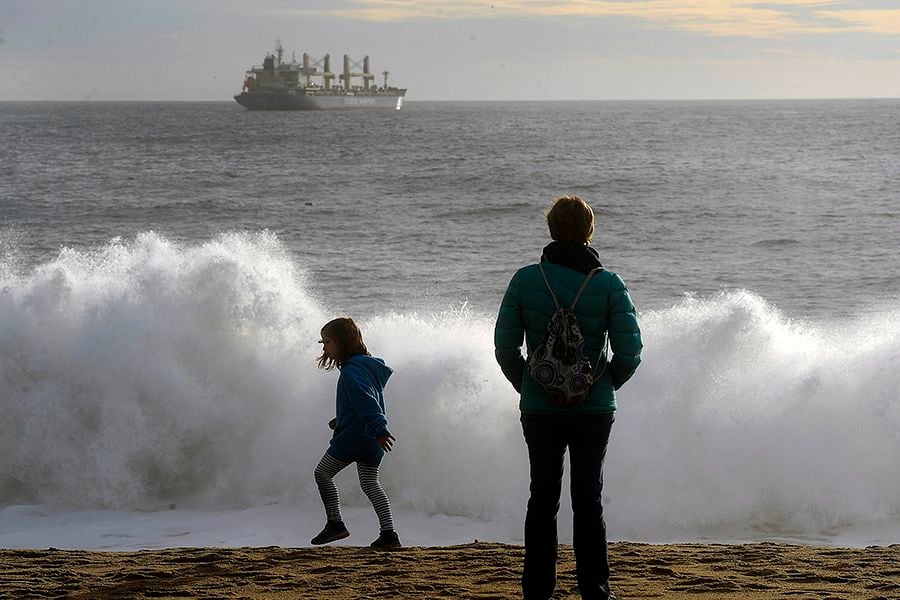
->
[494,195,642,600]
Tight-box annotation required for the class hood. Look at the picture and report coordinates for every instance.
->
[345,354,393,388]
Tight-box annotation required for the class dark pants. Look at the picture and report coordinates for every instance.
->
[520,411,615,600]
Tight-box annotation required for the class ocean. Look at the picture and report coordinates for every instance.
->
[0,99,898,550]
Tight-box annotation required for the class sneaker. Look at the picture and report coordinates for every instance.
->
[310,521,350,545]
[370,529,401,549]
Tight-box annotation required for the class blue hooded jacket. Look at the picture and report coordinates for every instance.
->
[328,354,393,465]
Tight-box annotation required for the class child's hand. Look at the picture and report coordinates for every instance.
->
[377,431,395,452]
[328,418,337,430]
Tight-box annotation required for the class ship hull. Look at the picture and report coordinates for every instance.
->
[234,91,403,111]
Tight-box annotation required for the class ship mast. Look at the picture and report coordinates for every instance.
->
[275,39,284,66]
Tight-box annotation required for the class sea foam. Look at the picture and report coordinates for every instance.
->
[1,233,898,543]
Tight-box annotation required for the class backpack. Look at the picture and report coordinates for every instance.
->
[527,264,607,407]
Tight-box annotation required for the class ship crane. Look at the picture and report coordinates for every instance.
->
[303,53,335,90]
[342,55,376,91]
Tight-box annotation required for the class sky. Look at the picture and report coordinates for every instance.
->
[0,0,898,101]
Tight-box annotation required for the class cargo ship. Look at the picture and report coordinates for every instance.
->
[234,42,406,111]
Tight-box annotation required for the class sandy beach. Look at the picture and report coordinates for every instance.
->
[2,541,897,599]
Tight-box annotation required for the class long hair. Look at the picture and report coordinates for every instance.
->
[317,317,370,370]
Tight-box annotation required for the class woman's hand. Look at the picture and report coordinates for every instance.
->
[328,418,337,430]
[377,431,395,452]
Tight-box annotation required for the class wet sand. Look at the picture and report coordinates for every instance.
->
[1,541,897,599]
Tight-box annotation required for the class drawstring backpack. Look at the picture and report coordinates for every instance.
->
[527,264,608,406]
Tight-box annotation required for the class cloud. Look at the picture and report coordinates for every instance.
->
[292,1,897,38]
[816,8,900,34]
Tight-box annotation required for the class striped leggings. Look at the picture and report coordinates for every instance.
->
[314,452,395,531]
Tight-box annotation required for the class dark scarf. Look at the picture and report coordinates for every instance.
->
[541,241,603,275]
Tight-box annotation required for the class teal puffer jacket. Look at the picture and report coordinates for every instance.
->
[494,262,642,414]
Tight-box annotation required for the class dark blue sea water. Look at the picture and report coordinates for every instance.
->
[0,100,898,548]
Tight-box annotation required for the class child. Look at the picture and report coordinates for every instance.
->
[311,317,401,549]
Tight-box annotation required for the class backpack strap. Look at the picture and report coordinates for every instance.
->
[538,264,608,375]
[537,263,561,310]
[571,267,608,375]
[537,264,603,309]
[570,267,603,310]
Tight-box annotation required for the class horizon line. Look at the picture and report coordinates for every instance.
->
[2,96,899,103]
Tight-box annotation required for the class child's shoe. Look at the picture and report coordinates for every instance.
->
[370,529,401,549]
[311,520,350,545]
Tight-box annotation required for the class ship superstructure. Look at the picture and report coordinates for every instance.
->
[234,42,406,111]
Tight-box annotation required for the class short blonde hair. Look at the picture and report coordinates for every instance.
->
[546,195,594,244]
